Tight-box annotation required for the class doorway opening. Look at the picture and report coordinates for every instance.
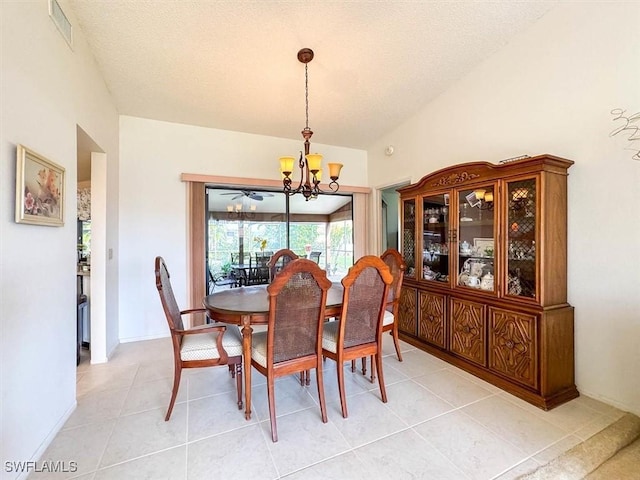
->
[205,186,354,290]
[379,182,408,252]
[76,125,105,367]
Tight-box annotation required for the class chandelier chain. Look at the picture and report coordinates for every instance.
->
[304,63,309,130]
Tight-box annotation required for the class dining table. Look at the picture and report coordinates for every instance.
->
[203,282,344,420]
[228,263,251,285]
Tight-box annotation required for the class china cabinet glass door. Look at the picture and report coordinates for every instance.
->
[456,185,496,292]
[421,193,450,283]
[402,198,416,279]
[505,178,537,299]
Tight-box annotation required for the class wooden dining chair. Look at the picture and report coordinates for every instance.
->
[380,248,406,359]
[208,265,238,293]
[251,258,332,442]
[268,248,317,386]
[245,253,269,285]
[309,251,322,264]
[255,250,273,265]
[322,255,393,418]
[155,256,243,421]
[267,248,299,282]
[267,248,310,385]
[354,248,407,381]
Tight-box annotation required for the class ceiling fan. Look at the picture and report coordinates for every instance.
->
[220,190,274,202]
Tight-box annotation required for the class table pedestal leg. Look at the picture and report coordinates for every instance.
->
[241,314,253,420]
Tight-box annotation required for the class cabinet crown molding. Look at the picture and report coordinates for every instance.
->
[431,171,480,187]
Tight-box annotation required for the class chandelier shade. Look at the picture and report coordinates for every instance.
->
[225,194,257,220]
[279,48,343,200]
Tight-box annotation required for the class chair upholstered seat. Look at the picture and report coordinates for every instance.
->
[181,325,243,361]
[321,321,339,353]
[382,309,394,327]
[250,330,268,367]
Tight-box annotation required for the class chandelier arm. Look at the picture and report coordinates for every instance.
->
[285,151,307,197]
[478,201,494,211]
[283,176,292,193]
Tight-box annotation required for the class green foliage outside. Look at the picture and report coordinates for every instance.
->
[207,219,352,277]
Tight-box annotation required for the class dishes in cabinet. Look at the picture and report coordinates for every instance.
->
[467,275,480,287]
[507,274,522,295]
[458,273,481,288]
[469,261,485,277]
[459,258,490,288]
[480,272,494,290]
[423,266,438,280]
[459,241,472,255]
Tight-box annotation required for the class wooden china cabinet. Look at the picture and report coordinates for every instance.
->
[397,154,578,409]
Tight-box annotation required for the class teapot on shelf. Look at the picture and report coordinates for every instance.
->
[460,241,472,255]
[480,272,494,290]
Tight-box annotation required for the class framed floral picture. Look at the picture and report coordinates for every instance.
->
[473,237,494,256]
[15,144,65,226]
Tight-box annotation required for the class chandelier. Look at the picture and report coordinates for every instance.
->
[226,201,256,220]
[279,48,343,201]
[466,189,494,210]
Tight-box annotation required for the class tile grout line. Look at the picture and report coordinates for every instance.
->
[409,424,474,480]
[91,361,140,477]
[184,374,190,479]
[411,401,533,479]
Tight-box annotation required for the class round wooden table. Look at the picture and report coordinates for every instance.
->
[203,283,344,419]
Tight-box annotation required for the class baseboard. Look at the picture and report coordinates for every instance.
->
[14,401,77,480]
[118,332,169,343]
[576,386,639,417]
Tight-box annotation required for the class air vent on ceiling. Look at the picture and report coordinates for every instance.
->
[49,0,73,49]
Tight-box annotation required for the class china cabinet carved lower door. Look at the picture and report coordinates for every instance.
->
[398,286,417,336]
[398,154,578,410]
[489,308,537,389]
[418,291,446,349]
[450,298,486,366]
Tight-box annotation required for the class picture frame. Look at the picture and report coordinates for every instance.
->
[473,237,494,256]
[15,144,65,226]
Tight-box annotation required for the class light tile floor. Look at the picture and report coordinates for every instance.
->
[32,336,625,480]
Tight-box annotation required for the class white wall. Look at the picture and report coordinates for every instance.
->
[0,1,119,475]
[118,116,367,342]
[368,2,640,414]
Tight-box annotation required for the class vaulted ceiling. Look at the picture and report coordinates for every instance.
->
[68,1,556,150]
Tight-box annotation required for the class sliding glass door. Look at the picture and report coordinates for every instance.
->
[205,187,353,286]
